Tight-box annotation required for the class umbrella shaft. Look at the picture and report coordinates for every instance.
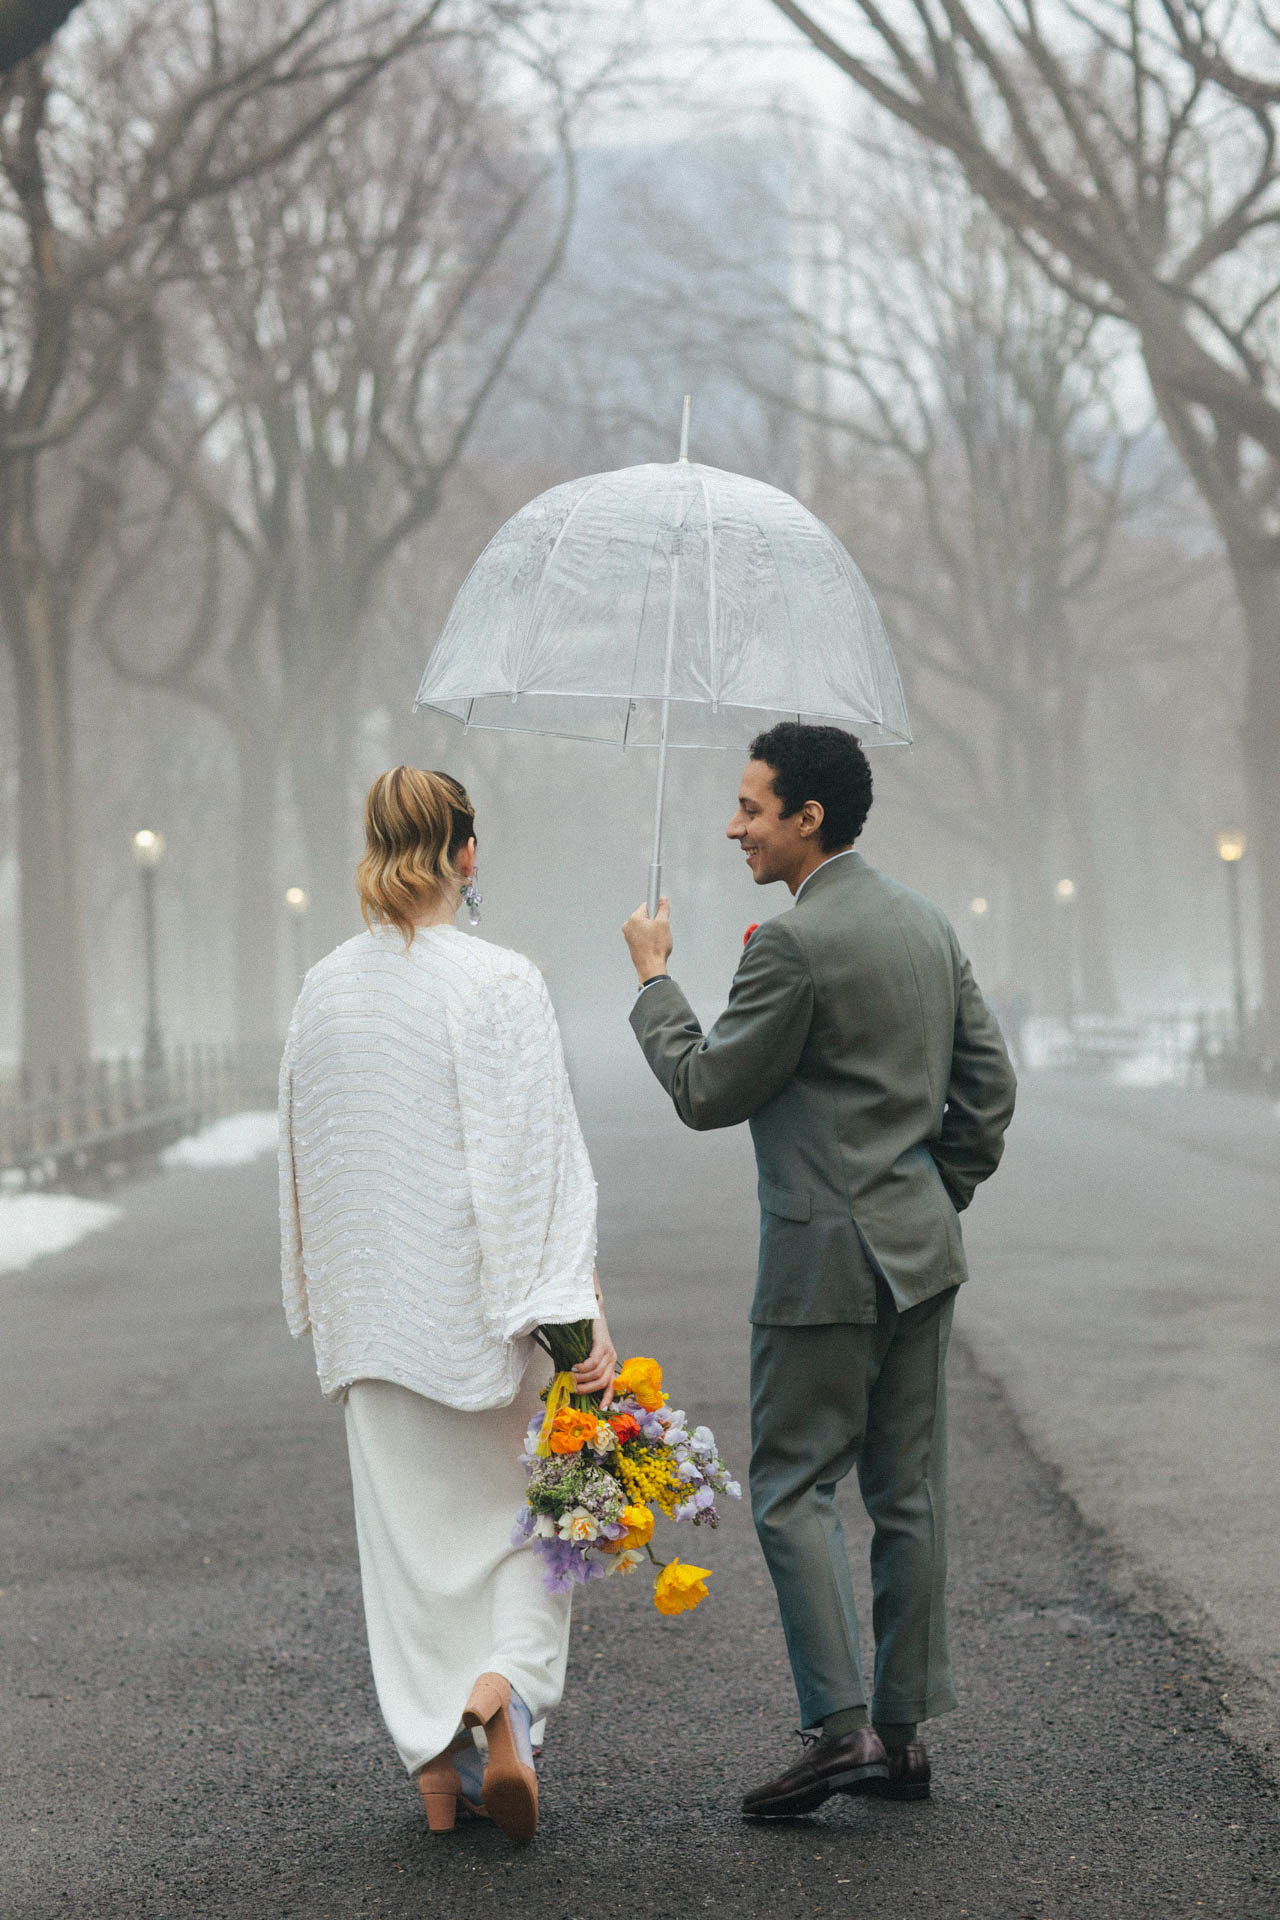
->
[648,544,682,916]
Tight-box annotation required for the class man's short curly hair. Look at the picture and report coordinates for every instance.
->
[748,722,873,851]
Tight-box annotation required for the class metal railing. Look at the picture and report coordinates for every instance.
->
[0,1044,279,1190]
[1027,1008,1278,1093]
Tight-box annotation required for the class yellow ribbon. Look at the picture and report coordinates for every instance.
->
[535,1371,579,1457]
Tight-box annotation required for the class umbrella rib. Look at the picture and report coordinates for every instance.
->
[625,503,680,715]
[512,476,609,691]
[747,501,804,723]
[697,467,719,709]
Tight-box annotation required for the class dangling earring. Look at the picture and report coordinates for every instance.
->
[462,870,482,927]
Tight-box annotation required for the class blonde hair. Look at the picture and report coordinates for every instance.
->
[357,766,475,944]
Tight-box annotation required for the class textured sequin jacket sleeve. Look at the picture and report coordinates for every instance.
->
[277,925,598,1409]
[277,1014,310,1338]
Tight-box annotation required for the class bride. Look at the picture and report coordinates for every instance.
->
[278,765,616,1841]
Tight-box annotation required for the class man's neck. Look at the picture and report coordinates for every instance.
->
[788,844,854,897]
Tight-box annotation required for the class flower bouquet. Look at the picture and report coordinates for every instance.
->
[512,1319,740,1614]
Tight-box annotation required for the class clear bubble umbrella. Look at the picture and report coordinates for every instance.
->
[414,402,911,913]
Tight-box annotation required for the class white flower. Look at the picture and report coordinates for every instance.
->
[532,1514,557,1539]
[678,1459,703,1482]
[607,1548,644,1577]
[691,1425,716,1454]
[587,1423,616,1455]
[558,1507,600,1544]
[665,1426,689,1446]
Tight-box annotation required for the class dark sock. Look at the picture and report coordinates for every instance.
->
[822,1705,870,1739]
[874,1720,918,1750]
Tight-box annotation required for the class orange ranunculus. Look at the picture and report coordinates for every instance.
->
[653,1557,712,1616]
[608,1413,641,1446]
[618,1503,654,1550]
[548,1407,599,1455]
[615,1356,665,1412]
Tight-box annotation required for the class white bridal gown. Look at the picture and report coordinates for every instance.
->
[279,920,598,1772]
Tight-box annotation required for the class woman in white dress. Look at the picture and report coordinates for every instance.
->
[278,766,615,1840]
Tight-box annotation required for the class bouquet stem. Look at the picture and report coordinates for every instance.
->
[531,1317,601,1415]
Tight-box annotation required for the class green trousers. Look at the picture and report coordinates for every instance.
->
[749,1277,958,1730]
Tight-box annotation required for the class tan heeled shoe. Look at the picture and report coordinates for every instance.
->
[417,1750,463,1833]
[462,1672,539,1842]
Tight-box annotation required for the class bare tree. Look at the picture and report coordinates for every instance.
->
[93,27,581,1040]
[792,171,1182,1013]
[769,0,1280,1037]
[0,0,466,1073]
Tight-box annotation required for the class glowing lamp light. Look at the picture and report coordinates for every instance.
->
[131,829,165,869]
[1055,877,1076,901]
[969,897,989,917]
[285,886,309,915]
[1216,831,1246,864]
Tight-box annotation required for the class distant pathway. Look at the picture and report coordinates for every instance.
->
[0,1085,1276,1918]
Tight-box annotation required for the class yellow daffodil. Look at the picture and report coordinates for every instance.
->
[653,1557,712,1616]
[618,1503,654,1549]
[615,1356,665,1411]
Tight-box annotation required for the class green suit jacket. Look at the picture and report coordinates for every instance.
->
[629,851,1017,1326]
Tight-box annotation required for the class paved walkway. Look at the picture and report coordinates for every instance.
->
[1,1080,1277,1917]
[959,1076,1280,1768]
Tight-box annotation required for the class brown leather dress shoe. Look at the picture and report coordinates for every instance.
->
[870,1741,931,1800]
[742,1728,889,1818]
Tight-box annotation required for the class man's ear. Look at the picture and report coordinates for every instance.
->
[800,800,825,839]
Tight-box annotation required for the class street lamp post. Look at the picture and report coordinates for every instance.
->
[1055,877,1077,1026]
[1215,832,1247,1044]
[132,830,166,1076]
[285,886,309,986]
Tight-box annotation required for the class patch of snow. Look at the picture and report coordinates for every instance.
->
[1113,1052,1183,1089]
[0,1193,122,1276]
[160,1110,278,1170]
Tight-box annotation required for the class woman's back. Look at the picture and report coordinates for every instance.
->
[280,922,597,1410]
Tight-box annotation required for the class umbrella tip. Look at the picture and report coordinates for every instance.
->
[678,394,691,463]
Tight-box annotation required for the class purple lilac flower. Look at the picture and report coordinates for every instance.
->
[532,1534,607,1594]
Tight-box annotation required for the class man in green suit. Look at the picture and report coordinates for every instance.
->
[623,722,1016,1817]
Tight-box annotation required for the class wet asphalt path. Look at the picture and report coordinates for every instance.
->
[1,1077,1277,1919]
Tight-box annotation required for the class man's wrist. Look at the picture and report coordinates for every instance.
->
[636,971,669,992]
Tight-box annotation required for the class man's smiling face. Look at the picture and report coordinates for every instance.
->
[727,758,813,888]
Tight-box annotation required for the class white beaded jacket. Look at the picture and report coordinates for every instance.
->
[278,923,598,1409]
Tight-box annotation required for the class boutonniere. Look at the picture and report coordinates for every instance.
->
[743,923,759,946]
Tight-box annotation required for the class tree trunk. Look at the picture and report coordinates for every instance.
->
[1057,670,1117,1016]
[288,696,364,963]
[1233,556,1280,1051]
[0,520,89,1076]
[232,723,284,1051]
[1005,836,1059,1015]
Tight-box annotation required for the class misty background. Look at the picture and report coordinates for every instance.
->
[0,0,1267,1087]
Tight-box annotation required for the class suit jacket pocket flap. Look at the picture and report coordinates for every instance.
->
[759,1180,812,1222]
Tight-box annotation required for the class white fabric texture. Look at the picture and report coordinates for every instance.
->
[279,922,598,1408]
[344,1374,572,1774]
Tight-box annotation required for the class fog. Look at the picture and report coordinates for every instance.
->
[0,0,1272,1095]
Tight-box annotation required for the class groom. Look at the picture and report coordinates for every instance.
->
[623,722,1016,1816]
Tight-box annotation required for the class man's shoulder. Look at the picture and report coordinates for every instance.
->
[795,855,954,938]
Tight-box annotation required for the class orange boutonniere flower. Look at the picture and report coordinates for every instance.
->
[743,923,759,945]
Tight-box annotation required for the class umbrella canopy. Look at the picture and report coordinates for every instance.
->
[414,459,911,749]
[415,438,911,911]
